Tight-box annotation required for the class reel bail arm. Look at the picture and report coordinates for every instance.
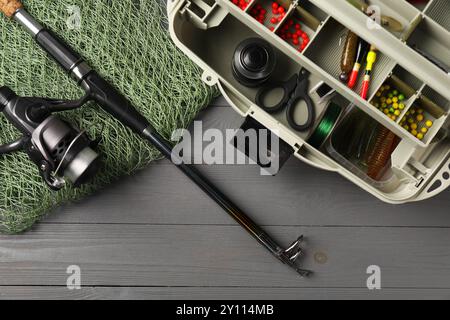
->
[0,136,27,155]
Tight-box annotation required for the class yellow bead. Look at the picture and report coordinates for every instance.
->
[411,129,418,136]
[426,120,433,128]
[392,97,399,103]
[410,123,418,130]
[421,127,428,134]
[416,114,424,122]
[416,133,424,140]
[384,108,389,114]
[403,125,409,130]
[408,118,414,124]
[393,103,399,109]
[394,110,401,116]
[386,98,392,105]
[399,103,405,110]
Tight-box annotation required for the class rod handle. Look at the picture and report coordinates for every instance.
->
[0,0,22,17]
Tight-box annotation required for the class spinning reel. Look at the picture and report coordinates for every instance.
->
[0,87,101,190]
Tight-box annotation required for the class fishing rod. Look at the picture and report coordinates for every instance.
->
[0,0,311,277]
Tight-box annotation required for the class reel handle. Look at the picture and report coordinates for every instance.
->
[0,0,22,17]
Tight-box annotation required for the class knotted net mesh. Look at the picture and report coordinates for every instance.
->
[0,0,217,233]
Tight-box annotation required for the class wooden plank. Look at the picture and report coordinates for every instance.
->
[46,159,450,227]
[1,286,450,300]
[45,107,449,227]
[209,96,230,107]
[2,224,450,288]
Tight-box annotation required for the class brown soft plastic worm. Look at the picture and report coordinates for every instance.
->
[0,0,22,17]
[366,126,397,181]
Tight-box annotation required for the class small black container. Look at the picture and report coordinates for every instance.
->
[232,38,277,87]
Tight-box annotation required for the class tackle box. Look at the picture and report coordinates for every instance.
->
[167,0,450,203]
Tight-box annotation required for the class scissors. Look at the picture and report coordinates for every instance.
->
[255,68,315,132]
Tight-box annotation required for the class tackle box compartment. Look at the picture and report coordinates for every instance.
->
[167,0,450,203]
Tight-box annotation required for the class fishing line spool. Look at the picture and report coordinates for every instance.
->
[307,102,342,149]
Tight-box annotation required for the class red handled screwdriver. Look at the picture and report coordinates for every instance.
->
[348,38,370,89]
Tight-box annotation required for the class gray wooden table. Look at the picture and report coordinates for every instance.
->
[0,97,449,300]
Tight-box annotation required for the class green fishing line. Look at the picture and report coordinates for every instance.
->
[308,103,342,149]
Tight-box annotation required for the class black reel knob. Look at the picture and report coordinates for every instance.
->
[232,38,277,88]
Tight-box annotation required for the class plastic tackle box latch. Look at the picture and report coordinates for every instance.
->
[233,116,293,175]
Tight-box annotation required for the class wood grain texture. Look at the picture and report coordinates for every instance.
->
[46,107,450,228]
[2,224,450,289]
[1,287,450,300]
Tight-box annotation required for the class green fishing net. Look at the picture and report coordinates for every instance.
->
[0,0,218,233]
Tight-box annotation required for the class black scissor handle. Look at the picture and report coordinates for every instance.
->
[286,93,316,132]
[255,75,298,114]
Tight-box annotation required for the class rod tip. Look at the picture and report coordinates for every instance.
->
[0,0,23,18]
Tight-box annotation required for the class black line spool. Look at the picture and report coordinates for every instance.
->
[232,38,277,87]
